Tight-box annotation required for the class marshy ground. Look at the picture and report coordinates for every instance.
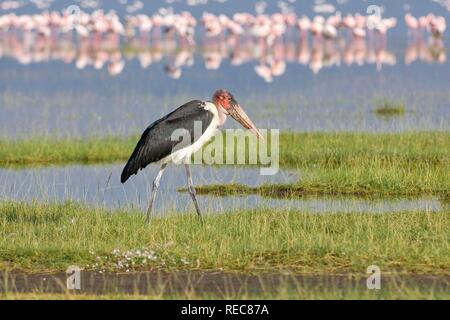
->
[0,198,449,299]
[1,132,448,197]
[1,1,450,299]
[2,271,449,299]
[0,131,449,299]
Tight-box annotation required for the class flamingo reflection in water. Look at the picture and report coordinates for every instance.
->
[0,10,446,79]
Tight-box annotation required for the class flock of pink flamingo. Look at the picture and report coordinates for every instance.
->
[404,13,447,65]
[0,10,445,45]
[405,13,447,39]
[202,11,399,41]
[0,10,403,42]
[0,10,447,80]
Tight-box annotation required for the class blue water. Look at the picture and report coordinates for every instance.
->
[0,0,448,214]
[0,0,449,138]
[0,164,442,215]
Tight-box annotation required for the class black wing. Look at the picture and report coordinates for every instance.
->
[121,100,214,183]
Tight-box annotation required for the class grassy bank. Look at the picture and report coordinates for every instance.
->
[0,201,448,274]
[1,132,448,169]
[1,132,449,197]
[274,131,449,197]
[0,135,136,167]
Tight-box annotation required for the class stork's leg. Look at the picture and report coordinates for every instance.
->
[185,164,203,221]
[145,164,167,224]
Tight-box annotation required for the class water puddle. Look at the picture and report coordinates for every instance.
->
[0,164,443,215]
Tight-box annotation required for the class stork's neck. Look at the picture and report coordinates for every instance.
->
[215,104,228,126]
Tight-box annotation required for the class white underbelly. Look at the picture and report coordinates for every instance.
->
[158,116,219,165]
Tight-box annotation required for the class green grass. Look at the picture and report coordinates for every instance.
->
[373,99,406,117]
[0,201,448,274]
[0,132,449,197]
[0,135,137,167]
[199,131,449,197]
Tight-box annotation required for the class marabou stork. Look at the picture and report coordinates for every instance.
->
[121,89,263,222]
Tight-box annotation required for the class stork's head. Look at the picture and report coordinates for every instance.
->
[213,89,263,139]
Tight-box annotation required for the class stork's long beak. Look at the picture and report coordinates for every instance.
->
[228,99,264,139]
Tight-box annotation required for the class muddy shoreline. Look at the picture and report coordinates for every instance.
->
[1,271,448,295]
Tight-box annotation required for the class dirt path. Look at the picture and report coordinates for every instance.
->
[1,270,448,295]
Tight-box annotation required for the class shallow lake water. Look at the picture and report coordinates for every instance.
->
[0,164,443,215]
[0,1,448,215]
[1,0,450,138]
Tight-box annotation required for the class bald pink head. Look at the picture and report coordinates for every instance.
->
[212,89,263,139]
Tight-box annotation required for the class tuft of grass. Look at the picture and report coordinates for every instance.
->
[0,201,448,274]
[183,183,450,199]
[373,99,406,117]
